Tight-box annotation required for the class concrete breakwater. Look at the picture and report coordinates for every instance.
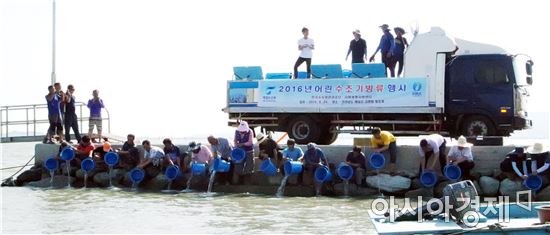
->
[13,143,550,200]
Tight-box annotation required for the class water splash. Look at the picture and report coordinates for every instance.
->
[131,182,138,191]
[83,172,88,188]
[276,175,290,197]
[315,183,322,196]
[108,166,113,188]
[65,160,71,188]
[343,180,350,197]
[207,171,217,193]
[49,170,54,188]
[181,175,193,192]
[376,169,384,198]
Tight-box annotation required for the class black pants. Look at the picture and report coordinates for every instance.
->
[393,54,404,76]
[381,54,395,77]
[352,58,364,64]
[64,112,81,142]
[458,161,475,178]
[47,115,63,138]
[421,140,447,175]
[293,57,311,78]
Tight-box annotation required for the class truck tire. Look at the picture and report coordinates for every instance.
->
[287,115,321,144]
[319,126,338,145]
[461,115,496,137]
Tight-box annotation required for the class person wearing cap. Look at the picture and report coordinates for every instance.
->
[256,133,283,166]
[418,134,447,175]
[370,127,397,174]
[499,147,527,180]
[293,27,314,79]
[299,143,329,185]
[390,27,409,77]
[137,140,165,180]
[525,143,550,186]
[446,136,475,180]
[369,24,395,77]
[163,138,182,173]
[188,141,212,165]
[346,30,367,64]
[346,146,367,186]
[208,135,234,184]
[234,121,255,182]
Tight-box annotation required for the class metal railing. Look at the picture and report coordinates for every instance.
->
[0,102,110,141]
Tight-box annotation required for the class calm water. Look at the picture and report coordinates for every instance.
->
[1,142,380,234]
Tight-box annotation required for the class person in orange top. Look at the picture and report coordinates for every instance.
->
[370,127,398,173]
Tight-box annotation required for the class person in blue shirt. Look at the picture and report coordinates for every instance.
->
[163,138,182,173]
[300,143,329,185]
[390,27,409,77]
[369,24,395,77]
[87,89,105,143]
[45,85,63,144]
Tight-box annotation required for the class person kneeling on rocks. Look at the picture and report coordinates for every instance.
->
[446,136,475,180]
[299,143,329,185]
[346,146,367,186]
[524,143,550,187]
[91,142,114,173]
[137,140,165,181]
[499,147,527,181]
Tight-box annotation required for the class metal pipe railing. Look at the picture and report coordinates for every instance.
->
[0,102,111,140]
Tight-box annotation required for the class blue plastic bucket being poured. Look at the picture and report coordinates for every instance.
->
[60,147,75,161]
[524,175,543,191]
[284,161,303,175]
[337,163,354,181]
[129,168,145,183]
[314,166,332,183]
[164,165,180,181]
[104,152,119,167]
[45,157,59,171]
[231,148,246,163]
[213,158,231,173]
[81,158,95,172]
[369,153,385,169]
[260,159,277,176]
[191,163,207,176]
[444,164,462,181]
[420,171,438,187]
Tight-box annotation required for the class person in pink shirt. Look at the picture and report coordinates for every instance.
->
[188,141,212,165]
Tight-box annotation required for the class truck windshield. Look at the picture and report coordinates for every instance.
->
[513,55,533,86]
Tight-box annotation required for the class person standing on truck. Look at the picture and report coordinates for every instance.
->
[446,136,475,180]
[345,30,367,64]
[418,134,447,175]
[87,89,105,143]
[369,24,395,77]
[293,27,314,79]
[390,27,409,77]
[370,127,398,174]
[234,121,255,183]
[299,143,329,185]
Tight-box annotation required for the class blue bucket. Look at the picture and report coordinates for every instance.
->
[60,147,75,161]
[231,148,246,163]
[420,171,438,187]
[314,166,333,183]
[164,165,179,181]
[44,157,59,171]
[337,162,354,181]
[260,159,277,176]
[369,153,385,169]
[104,152,119,167]
[213,158,231,173]
[444,164,462,181]
[81,158,95,172]
[191,163,207,176]
[129,168,145,183]
[284,161,303,175]
[524,175,543,191]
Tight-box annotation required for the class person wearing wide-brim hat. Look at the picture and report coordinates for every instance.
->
[525,143,550,186]
[187,141,212,166]
[369,24,396,77]
[391,27,409,77]
[256,132,283,169]
[346,29,368,64]
[233,121,255,183]
[446,135,475,180]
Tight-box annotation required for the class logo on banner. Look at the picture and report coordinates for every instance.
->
[266,86,276,95]
[412,82,423,96]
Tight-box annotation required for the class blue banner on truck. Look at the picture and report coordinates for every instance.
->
[258,78,428,107]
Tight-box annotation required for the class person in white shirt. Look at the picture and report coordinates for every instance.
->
[418,134,447,174]
[446,135,475,180]
[293,27,314,79]
[137,140,165,180]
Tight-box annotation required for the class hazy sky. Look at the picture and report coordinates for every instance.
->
[1,0,549,140]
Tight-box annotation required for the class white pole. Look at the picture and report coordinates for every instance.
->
[51,0,56,85]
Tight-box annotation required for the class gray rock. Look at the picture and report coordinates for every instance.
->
[267,175,283,186]
[62,166,78,177]
[14,168,42,186]
[110,169,127,186]
[405,187,434,199]
[333,182,358,196]
[499,178,525,200]
[473,181,482,196]
[434,180,452,198]
[366,174,411,193]
[479,176,500,196]
[536,185,550,201]
[356,187,379,196]
[27,175,75,188]
[93,172,111,187]
[144,174,170,191]
[410,178,422,190]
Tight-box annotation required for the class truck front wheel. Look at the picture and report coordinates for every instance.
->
[287,115,321,144]
[461,115,496,137]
